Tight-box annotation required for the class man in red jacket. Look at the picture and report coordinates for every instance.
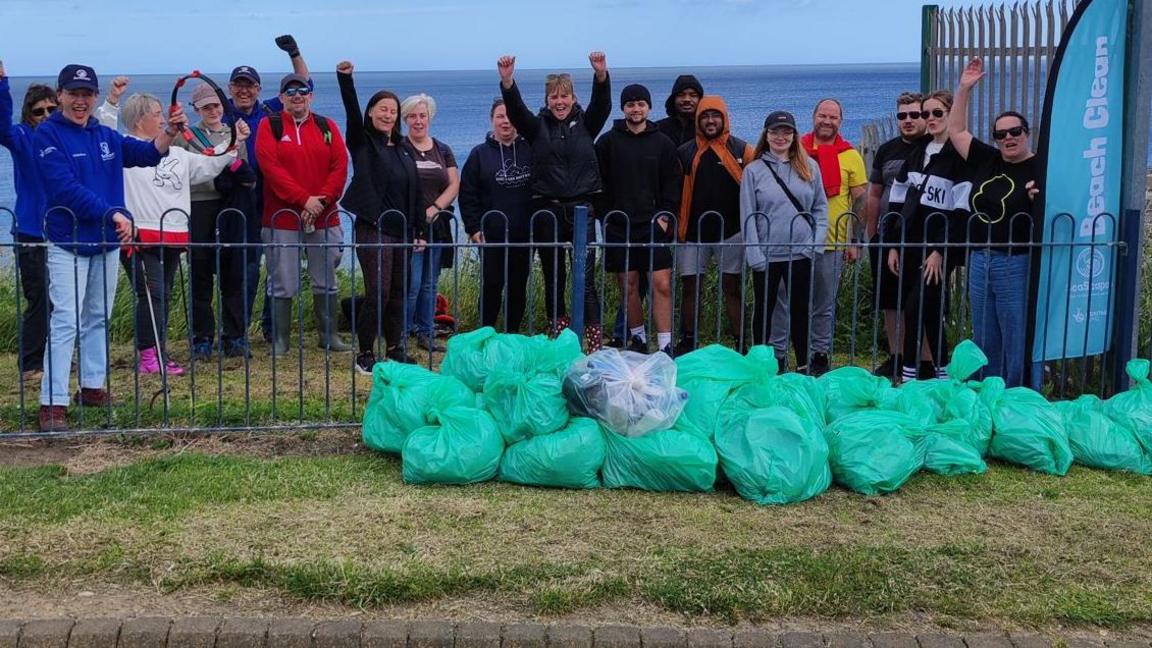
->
[256,73,350,356]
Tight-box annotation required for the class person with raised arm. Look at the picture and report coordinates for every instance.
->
[498,52,611,352]
[335,59,424,374]
[949,57,1040,387]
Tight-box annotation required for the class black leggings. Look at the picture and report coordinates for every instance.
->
[480,239,530,332]
[752,258,813,363]
[532,199,600,326]
[121,246,183,352]
[16,234,49,373]
[354,221,407,354]
[893,246,950,367]
[188,199,251,341]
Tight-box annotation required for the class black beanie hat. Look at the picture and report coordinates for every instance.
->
[665,74,704,117]
[620,84,652,107]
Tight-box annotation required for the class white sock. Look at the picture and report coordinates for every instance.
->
[657,332,672,349]
[901,365,918,382]
[936,367,948,380]
[630,325,646,343]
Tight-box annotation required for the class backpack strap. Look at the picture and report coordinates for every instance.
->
[266,111,332,146]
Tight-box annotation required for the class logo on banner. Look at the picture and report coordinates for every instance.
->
[1075,248,1108,278]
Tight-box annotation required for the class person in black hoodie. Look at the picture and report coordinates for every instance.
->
[498,52,611,352]
[656,74,704,146]
[883,90,971,383]
[460,98,533,332]
[595,84,682,356]
[336,60,424,375]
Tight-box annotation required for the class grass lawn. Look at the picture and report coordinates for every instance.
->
[1,442,1150,629]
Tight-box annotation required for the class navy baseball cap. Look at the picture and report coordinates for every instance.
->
[279,73,309,93]
[58,64,99,92]
[230,66,261,84]
[763,110,797,131]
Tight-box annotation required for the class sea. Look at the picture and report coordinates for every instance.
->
[0,63,920,229]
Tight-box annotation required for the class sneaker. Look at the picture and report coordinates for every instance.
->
[163,359,186,377]
[873,354,903,380]
[38,405,69,432]
[605,336,625,349]
[627,335,648,354]
[190,339,214,362]
[385,346,416,364]
[673,336,697,357]
[917,361,938,381]
[416,333,445,352]
[659,344,674,357]
[137,347,161,374]
[809,352,830,377]
[74,387,111,407]
[223,337,252,359]
[355,351,377,376]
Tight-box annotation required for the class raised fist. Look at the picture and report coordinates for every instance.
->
[336,60,354,75]
[275,34,301,58]
[588,51,607,76]
[497,55,516,83]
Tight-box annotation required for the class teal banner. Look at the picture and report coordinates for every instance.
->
[1033,0,1127,362]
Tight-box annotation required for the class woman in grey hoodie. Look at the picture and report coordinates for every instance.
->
[740,111,828,371]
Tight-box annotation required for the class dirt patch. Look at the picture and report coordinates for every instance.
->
[0,429,369,473]
[2,582,1148,640]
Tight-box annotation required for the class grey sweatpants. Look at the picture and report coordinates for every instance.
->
[262,225,343,299]
[771,249,843,355]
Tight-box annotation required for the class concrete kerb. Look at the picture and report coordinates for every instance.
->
[0,620,1145,648]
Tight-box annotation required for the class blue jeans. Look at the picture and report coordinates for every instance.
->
[41,246,120,406]
[968,250,1029,387]
[406,245,443,336]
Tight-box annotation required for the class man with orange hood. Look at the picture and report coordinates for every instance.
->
[674,95,755,354]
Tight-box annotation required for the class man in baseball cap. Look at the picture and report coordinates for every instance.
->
[221,34,313,350]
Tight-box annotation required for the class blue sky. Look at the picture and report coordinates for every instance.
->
[0,0,929,75]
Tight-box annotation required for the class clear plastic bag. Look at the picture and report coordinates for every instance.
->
[563,348,689,437]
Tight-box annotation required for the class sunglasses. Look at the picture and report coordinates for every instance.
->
[924,108,947,118]
[31,105,57,117]
[896,111,923,120]
[993,126,1028,140]
[545,73,572,82]
[282,87,312,97]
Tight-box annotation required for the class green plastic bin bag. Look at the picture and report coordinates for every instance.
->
[1104,360,1152,449]
[715,406,831,505]
[1059,395,1152,475]
[534,329,584,378]
[988,387,1073,475]
[498,417,606,489]
[726,371,827,430]
[483,369,570,445]
[675,345,770,438]
[362,363,474,454]
[441,328,535,391]
[601,425,717,492]
[402,405,505,485]
[909,420,988,476]
[824,411,923,495]
[819,366,896,423]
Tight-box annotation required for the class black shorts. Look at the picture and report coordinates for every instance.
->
[869,235,901,310]
[603,223,673,273]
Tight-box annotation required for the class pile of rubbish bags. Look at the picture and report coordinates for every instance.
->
[362,328,1152,505]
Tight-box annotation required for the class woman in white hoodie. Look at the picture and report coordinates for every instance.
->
[120,93,247,376]
[740,110,828,371]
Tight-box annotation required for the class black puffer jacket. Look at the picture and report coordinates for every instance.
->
[500,74,611,201]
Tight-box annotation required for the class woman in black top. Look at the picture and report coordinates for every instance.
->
[336,60,425,375]
[885,90,971,383]
[949,57,1040,388]
[497,52,611,352]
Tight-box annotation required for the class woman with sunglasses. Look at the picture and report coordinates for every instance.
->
[741,111,828,372]
[885,90,970,383]
[498,52,611,352]
[949,57,1039,388]
[0,61,124,384]
[336,60,423,374]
